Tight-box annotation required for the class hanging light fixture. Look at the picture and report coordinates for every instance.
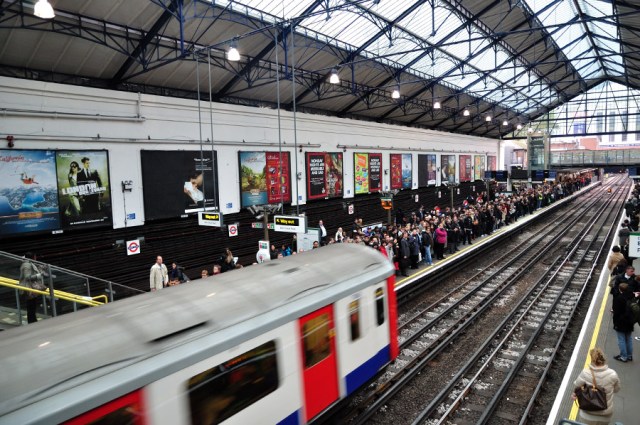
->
[329,68,340,84]
[516,123,523,130]
[485,115,492,122]
[433,101,441,109]
[226,41,240,61]
[463,108,470,117]
[527,126,534,133]
[34,0,55,19]
[391,86,400,99]
[502,119,509,126]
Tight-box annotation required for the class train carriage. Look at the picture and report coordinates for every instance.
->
[0,244,397,425]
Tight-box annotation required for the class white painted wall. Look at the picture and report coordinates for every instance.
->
[0,76,500,229]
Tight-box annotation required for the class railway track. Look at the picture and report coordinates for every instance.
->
[327,177,628,425]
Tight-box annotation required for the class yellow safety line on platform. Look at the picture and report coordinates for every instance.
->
[569,279,611,420]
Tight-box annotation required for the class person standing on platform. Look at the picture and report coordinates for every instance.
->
[572,347,620,425]
[612,282,635,362]
[319,220,328,246]
[399,231,410,277]
[607,246,625,275]
[19,252,46,324]
[150,255,168,291]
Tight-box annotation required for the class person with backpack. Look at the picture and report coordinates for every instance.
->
[612,282,635,362]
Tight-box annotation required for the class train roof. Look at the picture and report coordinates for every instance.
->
[0,243,394,417]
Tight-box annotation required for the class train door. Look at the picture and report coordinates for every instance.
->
[299,305,339,421]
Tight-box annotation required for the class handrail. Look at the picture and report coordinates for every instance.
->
[0,277,104,307]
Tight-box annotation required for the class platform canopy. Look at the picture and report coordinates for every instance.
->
[1,0,639,139]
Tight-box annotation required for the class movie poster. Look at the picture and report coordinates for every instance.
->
[57,150,112,228]
[427,154,436,185]
[369,153,382,192]
[0,149,60,236]
[488,155,497,171]
[474,155,485,180]
[459,155,472,182]
[141,150,218,220]
[441,154,456,184]
[306,152,343,200]
[390,154,402,189]
[239,151,291,208]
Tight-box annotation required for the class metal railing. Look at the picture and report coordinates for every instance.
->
[550,149,640,166]
[0,251,145,327]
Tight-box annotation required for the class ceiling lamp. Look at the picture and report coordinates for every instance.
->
[329,68,340,84]
[433,101,441,109]
[516,123,523,130]
[502,119,508,126]
[485,115,492,122]
[226,42,240,61]
[391,87,401,99]
[34,0,55,19]
[527,126,534,133]
[463,108,470,117]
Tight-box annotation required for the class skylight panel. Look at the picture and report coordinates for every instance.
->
[301,9,377,47]
[229,0,317,19]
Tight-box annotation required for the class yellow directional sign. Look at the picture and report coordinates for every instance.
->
[198,211,223,227]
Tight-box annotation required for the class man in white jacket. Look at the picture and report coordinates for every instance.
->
[150,255,168,291]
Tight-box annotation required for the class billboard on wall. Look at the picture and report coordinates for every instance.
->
[488,155,497,171]
[56,150,112,229]
[441,154,456,184]
[306,152,343,200]
[354,153,382,194]
[474,155,486,180]
[459,155,472,182]
[141,150,218,220]
[0,149,60,236]
[389,153,412,189]
[418,154,437,187]
[239,151,291,207]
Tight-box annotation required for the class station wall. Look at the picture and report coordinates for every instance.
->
[0,76,499,231]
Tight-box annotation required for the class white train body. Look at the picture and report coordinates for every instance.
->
[0,244,398,425]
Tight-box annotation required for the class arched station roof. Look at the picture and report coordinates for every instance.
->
[1,0,639,139]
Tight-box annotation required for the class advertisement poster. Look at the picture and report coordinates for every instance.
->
[427,154,436,185]
[488,155,497,171]
[239,151,291,208]
[141,150,218,220]
[390,154,402,189]
[57,150,112,229]
[459,155,472,182]
[354,153,369,194]
[306,152,343,200]
[474,155,485,180]
[441,154,456,184]
[401,154,412,189]
[0,149,59,236]
[369,153,382,192]
[354,153,382,194]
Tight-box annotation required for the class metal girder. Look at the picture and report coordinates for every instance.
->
[213,0,324,100]
[286,0,429,109]
[111,0,182,84]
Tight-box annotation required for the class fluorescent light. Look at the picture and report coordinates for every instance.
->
[227,45,240,62]
[391,88,400,99]
[433,101,441,109]
[34,0,55,19]
[329,69,340,84]
[485,115,492,122]
[463,109,470,116]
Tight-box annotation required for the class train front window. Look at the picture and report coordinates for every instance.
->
[302,314,331,368]
[375,287,385,326]
[187,341,279,425]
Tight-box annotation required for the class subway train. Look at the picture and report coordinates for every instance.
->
[0,243,398,425]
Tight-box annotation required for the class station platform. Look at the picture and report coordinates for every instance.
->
[547,206,638,425]
[394,181,599,292]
